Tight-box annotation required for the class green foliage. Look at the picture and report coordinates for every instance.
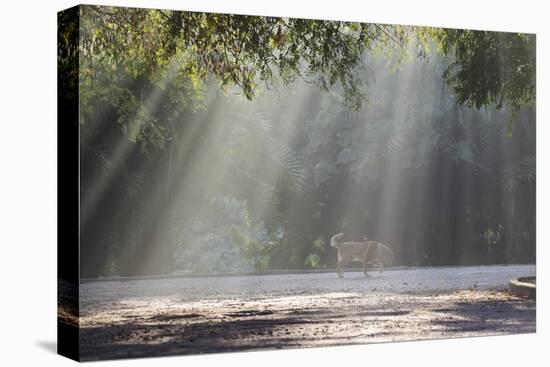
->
[74,5,414,150]
[73,6,536,276]
[304,254,321,269]
[172,198,259,274]
[73,6,536,154]
[481,225,503,248]
[229,226,271,271]
[200,97,307,227]
[420,28,535,111]
[503,154,536,191]
[58,7,80,105]
[176,231,253,274]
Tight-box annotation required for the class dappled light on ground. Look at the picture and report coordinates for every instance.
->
[79,265,535,360]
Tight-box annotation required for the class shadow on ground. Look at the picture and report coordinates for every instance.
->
[430,297,535,333]
[80,316,311,361]
[78,289,536,361]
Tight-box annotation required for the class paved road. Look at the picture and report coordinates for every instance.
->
[77,265,536,361]
[81,264,535,303]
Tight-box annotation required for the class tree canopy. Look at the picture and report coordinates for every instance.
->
[63,5,536,150]
[423,28,535,110]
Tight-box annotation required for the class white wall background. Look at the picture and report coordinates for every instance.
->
[0,0,546,366]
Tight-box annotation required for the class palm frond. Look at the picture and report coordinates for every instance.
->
[503,154,536,191]
[266,138,307,195]
[380,134,403,161]
[124,171,147,197]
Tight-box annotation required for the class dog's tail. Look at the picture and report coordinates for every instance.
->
[376,242,395,260]
[330,233,344,247]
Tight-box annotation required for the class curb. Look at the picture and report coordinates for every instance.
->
[509,276,536,299]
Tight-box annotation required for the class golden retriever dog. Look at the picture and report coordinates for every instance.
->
[331,233,394,278]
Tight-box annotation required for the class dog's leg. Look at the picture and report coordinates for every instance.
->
[337,259,348,278]
[336,260,343,278]
[362,245,374,277]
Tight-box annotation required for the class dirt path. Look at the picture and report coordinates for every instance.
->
[78,265,536,361]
